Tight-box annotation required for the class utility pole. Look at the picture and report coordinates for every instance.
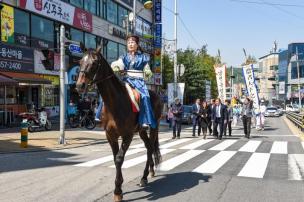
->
[296,47,302,108]
[59,25,66,144]
[173,0,178,97]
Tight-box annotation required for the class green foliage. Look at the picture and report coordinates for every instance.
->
[162,45,218,104]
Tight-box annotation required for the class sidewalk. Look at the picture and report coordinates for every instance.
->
[0,121,170,154]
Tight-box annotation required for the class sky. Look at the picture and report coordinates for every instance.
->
[162,0,304,67]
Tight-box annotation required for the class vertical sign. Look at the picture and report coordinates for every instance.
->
[1,4,14,43]
[154,0,162,23]
[168,83,185,106]
[242,64,260,114]
[215,65,226,101]
[205,80,211,101]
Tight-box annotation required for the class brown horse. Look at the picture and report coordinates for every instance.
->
[75,47,163,202]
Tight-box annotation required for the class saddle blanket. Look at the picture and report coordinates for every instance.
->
[125,83,140,113]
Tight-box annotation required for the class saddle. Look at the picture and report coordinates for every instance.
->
[125,83,140,113]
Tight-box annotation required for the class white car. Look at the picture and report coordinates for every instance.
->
[286,104,300,113]
[265,107,280,117]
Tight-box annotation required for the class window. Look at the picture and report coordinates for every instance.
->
[107,0,118,24]
[118,5,128,27]
[14,9,30,46]
[70,28,84,44]
[31,15,54,46]
[70,0,83,8]
[118,44,126,57]
[84,0,97,15]
[100,0,106,18]
[85,33,96,49]
[107,41,118,63]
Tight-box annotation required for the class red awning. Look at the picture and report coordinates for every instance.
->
[0,72,51,84]
[0,75,18,86]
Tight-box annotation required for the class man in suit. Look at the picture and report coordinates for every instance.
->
[212,98,227,140]
[241,97,253,138]
[172,98,183,139]
[224,100,233,136]
[192,99,201,137]
[207,99,215,135]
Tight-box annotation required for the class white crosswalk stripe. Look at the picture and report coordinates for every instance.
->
[192,151,237,174]
[208,140,237,151]
[179,139,214,150]
[238,140,261,153]
[158,150,205,171]
[159,138,193,149]
[74,148,146,167]
[270,141,288,154]
[288,154,304,180]
[130,138,171,149]
[238,153,270,178]
[110,149,175,169]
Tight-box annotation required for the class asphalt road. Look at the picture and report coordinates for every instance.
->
[0,116,303,202]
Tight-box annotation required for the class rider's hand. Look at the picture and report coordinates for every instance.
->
[112,66,120,73]
[144,68,153,80]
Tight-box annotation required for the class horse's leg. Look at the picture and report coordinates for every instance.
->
[113,135,133,201]
[139,129,154,187]
[149,127,161,178]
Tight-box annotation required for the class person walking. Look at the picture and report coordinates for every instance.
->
[172,98,183,139]
[212,98,227,140]
[192,99,201,137]
[207,99,215,135]
[167,104,174,128]
[256,103,266,130]
[200,101,209,139]
[241,97,253,138]
[232,105,239,127]
[224,100,233,136]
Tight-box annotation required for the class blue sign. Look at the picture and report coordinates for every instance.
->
[69,44,82,54]
[154,24,162,48]
[154,0,162,23]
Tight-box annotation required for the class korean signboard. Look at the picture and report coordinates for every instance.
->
[215,65,226,101]
[19,0,92,32]
[154,24,162,48]
[34,50,59,75]
[279,81,285,94]
[0,0,17,6]
[1,4,14,43]
[242,64,260,114]
[154,73,162,86]
[154,0,162,23]
[0,42,34,73]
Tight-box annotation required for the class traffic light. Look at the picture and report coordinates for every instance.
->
[41,49,54,70]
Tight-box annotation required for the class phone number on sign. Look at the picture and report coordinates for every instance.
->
[0,61,22,70]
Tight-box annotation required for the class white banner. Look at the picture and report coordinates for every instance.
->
[215,65,226,101]
[34,50,60,75]
[279,81,285,94]
[242,64,260,114]
[167,83,185,106]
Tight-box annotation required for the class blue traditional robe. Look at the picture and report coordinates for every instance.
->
[120,52,157,128]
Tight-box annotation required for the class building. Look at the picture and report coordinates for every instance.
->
[278,49,288,101]
[0,0,161,127]
[257,52,279,104]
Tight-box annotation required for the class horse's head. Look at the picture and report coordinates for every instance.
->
[76,47,102,93]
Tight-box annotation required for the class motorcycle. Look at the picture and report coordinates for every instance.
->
[19,108,52,132]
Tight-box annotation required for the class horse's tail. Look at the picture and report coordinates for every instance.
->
[152,127,162,166]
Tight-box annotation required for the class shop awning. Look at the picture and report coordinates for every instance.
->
[0,72,52,85]
[0,75,18,86]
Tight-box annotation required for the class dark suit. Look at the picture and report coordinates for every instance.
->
[212,104,228,139]
[207,104,214,134]
[224,106,233,136]
[192,103,201,136]
[172,103,183,138]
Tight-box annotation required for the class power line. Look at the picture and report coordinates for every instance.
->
[229,0,304,8]
[178,15,201,47]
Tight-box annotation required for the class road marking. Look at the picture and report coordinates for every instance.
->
[288,154,304,180]
[270,141,288,154]
[74,148,145,167]
[209,140,237,151]
[238,153,270,178]
[110,149,175,169]
[129,138,171,149]
[158,150,205,171]
[238,141,262,153]
[159,139,193,149]
[180,139,214,150]
[192,151,237,174]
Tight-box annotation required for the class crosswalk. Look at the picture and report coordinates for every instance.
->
[74,137,304,181]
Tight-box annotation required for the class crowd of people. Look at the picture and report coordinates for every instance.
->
[167,97,267,140]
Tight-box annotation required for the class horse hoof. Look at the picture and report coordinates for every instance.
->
[113,194,123,202]
[149,171,155,178]
[139,179,148,187]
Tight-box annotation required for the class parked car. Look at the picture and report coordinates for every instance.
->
[265,107,280,117]
[286,104,300,113]
[182,105,193,125]
[275,106,284,115]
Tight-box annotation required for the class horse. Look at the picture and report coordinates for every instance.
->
[75,47,163,202]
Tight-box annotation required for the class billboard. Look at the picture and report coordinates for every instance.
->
[1,4,14,43]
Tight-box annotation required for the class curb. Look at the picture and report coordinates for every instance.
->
[283,116,304,141]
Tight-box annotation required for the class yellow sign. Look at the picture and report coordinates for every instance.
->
[40,75,60,85]
[1,4,14,43]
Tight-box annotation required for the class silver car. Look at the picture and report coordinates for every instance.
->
[265,107,280,117]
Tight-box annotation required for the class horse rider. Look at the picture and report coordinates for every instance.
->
[111,35,156,129]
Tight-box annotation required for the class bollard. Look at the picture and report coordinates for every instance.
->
[20,121,28,148]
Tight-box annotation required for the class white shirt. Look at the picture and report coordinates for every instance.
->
[216,105,221,118]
